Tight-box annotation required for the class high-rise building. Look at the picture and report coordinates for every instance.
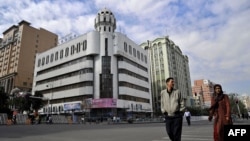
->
[0,20,58,94]
[32,8,152,118]
[192,79,215,107]
[140,36,192,114]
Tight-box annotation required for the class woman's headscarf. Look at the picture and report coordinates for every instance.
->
[210,84,224,110]
[213,84,223,95]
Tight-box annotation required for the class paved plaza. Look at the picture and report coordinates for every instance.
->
[0,119,250,141]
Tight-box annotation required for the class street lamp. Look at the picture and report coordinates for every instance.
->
[10,87,21,110]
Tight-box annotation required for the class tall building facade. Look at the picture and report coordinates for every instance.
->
[32,8,152,118]
[192,79,215,107]
[140,36,192,114]
[0,20,58,94]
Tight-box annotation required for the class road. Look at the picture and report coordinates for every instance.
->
[0,119,249,141]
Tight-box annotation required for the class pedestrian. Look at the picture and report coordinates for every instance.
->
[242,113,244,119]
[46,115,49,124]
[208,84,232,141]
[184,109,191,126]
[161,77,185,141]
[12,115,16,124]
[113,116,116,123]
[81,116,85,124]
[245,113,249,120]
[48,115,52,124]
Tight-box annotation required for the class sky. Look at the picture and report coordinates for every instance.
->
[0,0,250,96]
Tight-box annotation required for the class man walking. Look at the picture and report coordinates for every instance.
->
[184,109,191,126]
[161,77,186,141]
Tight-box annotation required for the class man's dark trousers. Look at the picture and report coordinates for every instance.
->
[186,116,191,126]
[165,116,183,141]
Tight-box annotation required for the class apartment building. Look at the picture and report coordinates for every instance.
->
[192,79,215,107]
[0,20,58,94]
[140,37,192,114]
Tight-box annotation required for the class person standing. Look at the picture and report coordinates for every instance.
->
[184,109,191,126]
[208,84,232,141]
[161,77,185,141]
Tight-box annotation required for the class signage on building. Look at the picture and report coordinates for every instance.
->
[91,98,117,108]
[64,102,81,111]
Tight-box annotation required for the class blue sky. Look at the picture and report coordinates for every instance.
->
[0,0,250,96]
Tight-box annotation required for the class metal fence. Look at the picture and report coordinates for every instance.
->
[0,113,8,125]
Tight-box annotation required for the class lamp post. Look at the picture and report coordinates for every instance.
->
[233,94,241,118]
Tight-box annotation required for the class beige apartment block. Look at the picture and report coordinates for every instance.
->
[140,36,192,114]
[0,20,58,94]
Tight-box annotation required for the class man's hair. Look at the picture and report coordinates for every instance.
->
[166,77,174,83]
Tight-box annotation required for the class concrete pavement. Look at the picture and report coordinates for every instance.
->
[0,119,249,141]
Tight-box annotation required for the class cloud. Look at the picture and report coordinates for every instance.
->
[0,0,249,95]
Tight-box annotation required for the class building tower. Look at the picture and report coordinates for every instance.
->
[0,20,58,94]
[141,36,192,114]
[94,8,116,99]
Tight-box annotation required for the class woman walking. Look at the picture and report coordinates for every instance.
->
[208,84,232,141]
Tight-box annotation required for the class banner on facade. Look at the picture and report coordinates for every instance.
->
[91,98,117,108]
[64,102,81,111]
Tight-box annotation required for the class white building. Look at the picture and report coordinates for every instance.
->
[32,8,152,118]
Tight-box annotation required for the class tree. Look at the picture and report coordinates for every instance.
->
[229,95,247,116]
[0,86,8,108]
[31,91,44,112]
[13,92,32,114]
[0,86,11,115]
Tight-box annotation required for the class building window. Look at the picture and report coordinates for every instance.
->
[129,45,132,54]
[65,47,69,57]
[133,48,136,57]
[55,52,58,60]
[60,50,64,59]
[46,55,49,64]
[83,40,87,51]
[137,51,140,60]
[23,82,27,86]
[124,42,127,52]
[77,43,81,53]
[141,53,144,61]
[42,57,45,66]
[50,54,54,62]
[144,55,147,63]
[71,45,75,55]
[38,59,41,67]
